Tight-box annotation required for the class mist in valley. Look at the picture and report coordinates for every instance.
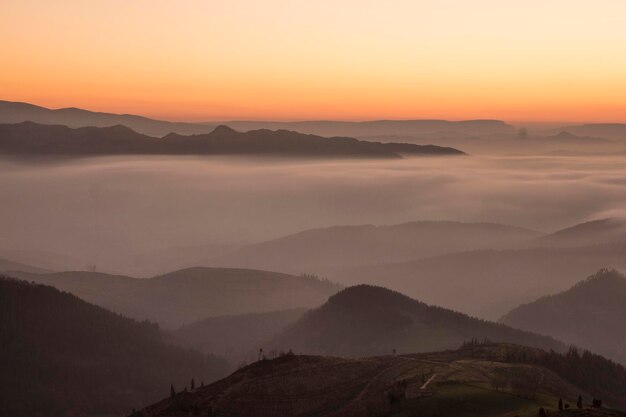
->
[1,153,626,275]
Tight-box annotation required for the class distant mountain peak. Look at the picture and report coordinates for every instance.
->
[210,124,238,135]
[327,284,413,308]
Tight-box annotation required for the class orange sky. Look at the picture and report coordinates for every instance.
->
[2,0,626,122]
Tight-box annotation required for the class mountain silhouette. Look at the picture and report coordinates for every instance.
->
[0,121,465,158]
[0,100,515,138]
[0,100,216,136]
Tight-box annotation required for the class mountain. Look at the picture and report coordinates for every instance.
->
[216,119,516,138]
[161,126,465,157]
[0,100,215,136]
[6,267,340,328]
[0,121,464,158]
[211,221,542,275]
[137,343,626,417]
[332,242,626,320]
[0,276,227,417]
[555,124,626,141]
[501,268,626,365]
[536,218,626,248]
[173,308,306,365]
[0,100,515,138]
[265,285,565,357]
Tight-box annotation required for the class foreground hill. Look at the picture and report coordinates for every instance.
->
[0,276,227,417]
[501,269,626,365]
[265,285,565,357]
[211,221,541,275]
[173,308,306,366]
[333,242,626,319]
[7,267,340,328]
[0,122,464,158]
[137,343,626,417]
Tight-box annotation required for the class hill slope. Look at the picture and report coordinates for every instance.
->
[211,221,541,275]
[501,268,626,365]
[137,343,626,417]
[6,267,340,328]
[173,308,306,365]
[0,121,464,158]
[265,285,565,357]
[0,276,227,417]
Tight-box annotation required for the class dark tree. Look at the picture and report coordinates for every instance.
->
[577,395,583,409]
[558,398,563,411]
[170,384,175,398]
[538,408,547,417]
[191,378,195,390]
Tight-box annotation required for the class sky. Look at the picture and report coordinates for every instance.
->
[2,0,626,122]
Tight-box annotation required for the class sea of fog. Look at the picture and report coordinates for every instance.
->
[1,154,625,275]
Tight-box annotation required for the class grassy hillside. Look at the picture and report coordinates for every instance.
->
[6,267,340,328]
[501,268,626,365]
[137,343,626,417]
[0,276,227,417]
[265,285,565,357]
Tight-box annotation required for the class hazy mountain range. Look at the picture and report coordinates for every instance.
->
[0,100,515,138]
[0,121,464,158]
[552,124,626,141]
[210,220,542,275]
[0,100,215,137]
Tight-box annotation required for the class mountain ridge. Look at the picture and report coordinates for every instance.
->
[0,121,465,158]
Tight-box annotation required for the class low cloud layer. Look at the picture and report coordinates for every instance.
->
[2,154,626,274]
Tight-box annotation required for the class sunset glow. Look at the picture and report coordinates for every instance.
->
[2,0,626,122]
